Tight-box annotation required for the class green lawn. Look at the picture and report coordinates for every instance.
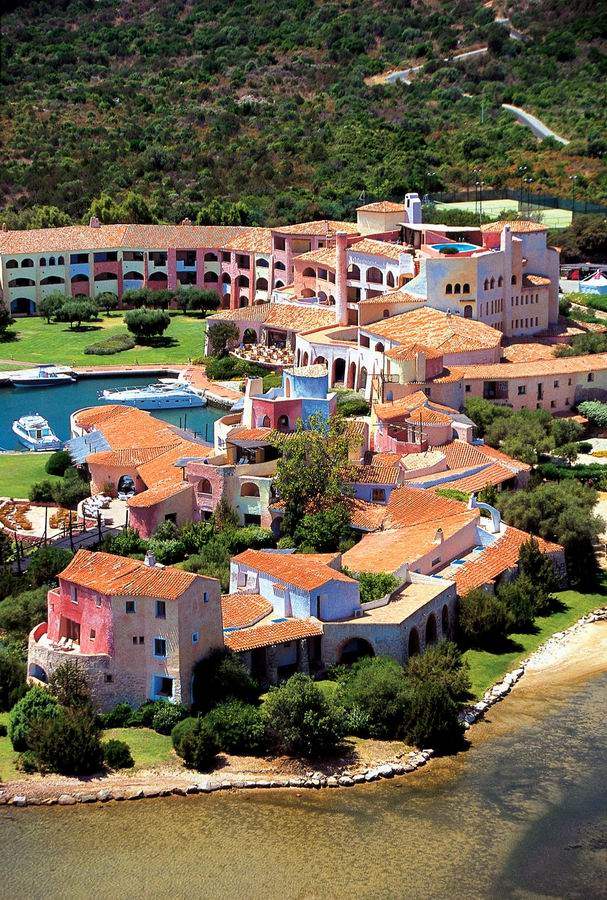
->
[464,579,607,698]
[103,727,177,770]
[0,453,62,499]
[0,314,206,367]
[435,199,572,229]
[0,711,18,781]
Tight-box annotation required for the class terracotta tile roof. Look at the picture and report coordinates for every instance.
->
[221,593,273,629]
[385,484,477,529]
[480,220,548,234]
[374,392,454,425]
[365,308,502,354]
[356,201,405,213]
[385,343,443,361]
[471,442,531,472]
[431,366,465,384]
[59,549,203,600]
[296,247,337,267]
[426,463,516,493]
[461,353,607,381]
[128,479,192,508]
[346,498,388,531]
[73,405,132,429]
[87,446,175,468]
[350,464,400,485]
[523,274,551,287]
[369,452,403,466]
[232,549,355,591]
[272,220,359,236]
[454,526,562,595]
[225,228,273,253]
[224,617,323,652]
[359,289,420,306]
[211,303,336,332]
[135,440,211,487]
[349,238,406,261]
[406,407,452,426]
[0,223,252,255]
[344,419,368,441]
[501,342,556,363]
[227,427,274,444]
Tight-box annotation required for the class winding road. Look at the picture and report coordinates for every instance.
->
[501,103,570,145]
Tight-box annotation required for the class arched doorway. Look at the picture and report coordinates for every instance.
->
[197,478,212,496]
[117,475,135,496]
[358,367,368,390]
[241,482,260,497]
[333,358,346,384]
[10,297,35,315]
[463,305,473,319]
[243,328,257,343]
[339,638,374,665]
[425,613,437,646]
[301,352,309,367]
[347,361,356,389]
[408,627,420,657]
[277,415,290,432]
[441,604,449,637]
[28,663,48,683]
[315,356,327,367]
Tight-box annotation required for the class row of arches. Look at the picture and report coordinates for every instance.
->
[338,606,451,665]
[445,282,470,295]
[197,478,261,499]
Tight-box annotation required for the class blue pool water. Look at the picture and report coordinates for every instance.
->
[431,242,479,253]
[0,375,225,451]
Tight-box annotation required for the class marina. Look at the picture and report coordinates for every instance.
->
[100,378,207,409]
[11,414,63,452]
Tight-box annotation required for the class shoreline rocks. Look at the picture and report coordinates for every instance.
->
[3,607,605,809]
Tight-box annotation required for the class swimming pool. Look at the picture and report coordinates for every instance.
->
[431,242,479,253]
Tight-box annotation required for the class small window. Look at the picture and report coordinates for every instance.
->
[588,373,594,383]
[518,385,526,396]
[95,595,102,608]
[568,379,572,386]
[192,632,200,644]
[553,380,559,388]
[70,585,78,604]
[431,557,441,566]
[132,636,138,645]
[90,629,96,640]
[126,600,136,614]
[203,591,208,603]
[550,400,556,408]
[156,600,166,619]
[372,488,386,503]
[154,638,167,658]
[104,674,113,683]
[465,384,471,393]
[139,636,144,645]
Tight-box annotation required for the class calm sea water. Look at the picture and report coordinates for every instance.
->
[2,672,606,900]
[0,376,225,451]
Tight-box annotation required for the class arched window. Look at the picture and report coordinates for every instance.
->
[275,280,284,289]
[490,277,495,289]
[237,274,249,287]
[463,304,473,318]
[240,482,260,498]
[442,604,449,636]
[301,288,315,298]
[484,278,489,291]
[239,296,248,307]
[39,257,47,267]
[57,256,64,265]
[197,478,212,495]
[366,266,383,284]
[243,328,258,343]
[328,295,335,305]
[94,271,118,281]
[454,283,461,294]
[256,277,268,291]
[347,264,360,280]
[71,273,89,283]
[21,258,34,268]
[386,390,393,402]
[275,261,286,271]
[148,271,167,282]
[5,259,18,269]
[204,271,218,282]
[123,270,143,281]
[204,252,218,262]
[9,277,35,287]
[463,283,470,294]
[277,415,290,431]
[49,256,56,266]
[386,271,395,288]
[375,342,385,353]
[359,367,368,389]
[256,258,269,268]
[40,275,64,285]
[408,627,420,658]
[302,267,316,277]
[261,415,271,427]
[425,613,437,645]
[382,309,390,318]
[498,276,503,287]
[511,275,517,285]
[446,283,453,294]
[339,638,374,665]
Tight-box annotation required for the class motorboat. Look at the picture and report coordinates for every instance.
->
[9,365,76,388]
[12,414,63,451]
[100,380,206,409]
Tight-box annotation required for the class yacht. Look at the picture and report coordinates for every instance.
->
[12,415,63,451]
[10,365,76,388]
[100,380,206,410]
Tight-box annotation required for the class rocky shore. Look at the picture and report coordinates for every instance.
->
[2,607,606,808]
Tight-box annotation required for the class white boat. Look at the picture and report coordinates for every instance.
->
[12,414,63,451]
[10,365,75,388]
[100,381,206,409]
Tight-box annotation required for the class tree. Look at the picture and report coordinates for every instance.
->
[0,305,14,335]
[48,660,92,709]
[338,656,410,739]
[8,685,59,751]
[96,292,118,316]
[496,575,538,631]
[0,646,26,711]
[405,641,470,703]
[264,673,345,758]
[0,586,47,642]
[122,288,151,309]
[458,589,512,648]
[192,648,260,713]
[27,547,74,587]
[37,292,65,324]
[518,538,558,599]
[405,680,464,752]
[196,199,256,226]
[179,718,218,771]
[464,397,512,439]
[124,308,171,342]
[28,206,71,229]
[345,570,399,604]
[29,705,103,775]
[272,414,353,537]
[578,401,607,428]
[45,450,71,476]
[206,321,239,356]
[294,502,353,552]
[55,299,98,330]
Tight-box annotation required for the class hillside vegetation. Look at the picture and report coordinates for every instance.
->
[1,0,606,227]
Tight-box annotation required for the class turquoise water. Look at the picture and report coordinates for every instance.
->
[431,242,479,252]
[0,375,225,451]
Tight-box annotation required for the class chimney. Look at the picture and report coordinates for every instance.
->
[335,231,349,326]
[180,218,192,226]
[144,550,157,567]
[89,216,101,229]
[433,527,444,544]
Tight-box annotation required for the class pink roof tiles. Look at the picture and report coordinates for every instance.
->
[365,307,502,354]
[272,220,359,236]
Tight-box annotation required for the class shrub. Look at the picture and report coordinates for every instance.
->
[405,680,464,752]
[103,739,134,769]
[9,685,59,751]
[48,660,92,709]
[0,722,7,737]
[84,334,135,355]
[124,700,161,728]
[179,718,218,771]
[336,395,370,417]
[206,321,239,356]
[124,308,171,342]
[346,570,399,604]
[45,450,71,476]
[202,701,267,755]
[405,641,471,703]
[224,526,275,554]
[30,706,103,775]
[27,547,73,587]
[263,673,345,758]
[29,480,55,503]
[16,750,39,773]
[0,646,26,711]
[148,537,187,565]
[458,589,512,648]
[192,649,260,713]
[171,716,199,757]
[578,401,607,428]
[98,702,134,728]
[101,527,148,556]
[51,469,90,509]
[152,702,188,734]
[577,442,592,453]
[497,577,537,631]
[338,657,410,739]
[0,586,48,643]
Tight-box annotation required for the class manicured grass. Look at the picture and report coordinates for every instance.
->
[464,578,607,698]
[103,727,177,770]
[0,314,207,367]
[0,711,20,782]
[435,198,572,229]
[0,452,61,499]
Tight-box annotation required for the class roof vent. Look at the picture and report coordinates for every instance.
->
[433,527,444,544]
[144,550,157,567]
[89,216,101,229]
[180,217,192,226]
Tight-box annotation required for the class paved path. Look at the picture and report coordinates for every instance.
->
[501,104,570,145]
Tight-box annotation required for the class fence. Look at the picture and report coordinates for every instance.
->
[426,188,607,216]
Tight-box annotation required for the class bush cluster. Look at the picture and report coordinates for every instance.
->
[84,334,136,355]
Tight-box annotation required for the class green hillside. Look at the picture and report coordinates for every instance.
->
[1,0,606,227]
